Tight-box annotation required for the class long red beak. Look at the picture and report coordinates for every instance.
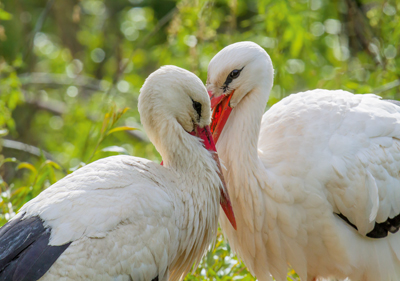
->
[192,125,236,230]
[209,91,234,143]
[161,125,237,230]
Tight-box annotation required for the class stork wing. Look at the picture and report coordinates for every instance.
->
[0,216,71,281]
[0,155,178,281]
[323,95,400,236]
[259,90,400,237]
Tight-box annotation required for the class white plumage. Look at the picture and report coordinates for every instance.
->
[207,41,400,281]
[0,65,235,281]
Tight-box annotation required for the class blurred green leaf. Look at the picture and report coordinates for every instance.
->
[0,8,12,20]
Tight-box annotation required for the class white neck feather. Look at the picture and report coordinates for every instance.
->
[216,80,292,203]
[152,119,221,280]
[216,87,268,170]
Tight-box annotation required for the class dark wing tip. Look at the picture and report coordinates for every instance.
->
[0,215,71,281]
[336,212,400,239]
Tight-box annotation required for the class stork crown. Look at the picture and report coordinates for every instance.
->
[207,41,274,108]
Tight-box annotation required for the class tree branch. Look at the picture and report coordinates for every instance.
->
[1,139,54,160]
[373,79,400,94]
[18,72,110,92]
[23,0,56,61]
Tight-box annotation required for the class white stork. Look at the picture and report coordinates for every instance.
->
[206,41,400,281]
[0,65,236,281]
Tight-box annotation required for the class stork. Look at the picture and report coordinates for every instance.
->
[207,41,400,281]
[0,65,236,281]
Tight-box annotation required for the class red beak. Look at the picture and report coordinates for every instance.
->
[161,125,237,230]
[209,90,234,144]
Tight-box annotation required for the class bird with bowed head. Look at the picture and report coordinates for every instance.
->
[0,65,236,281]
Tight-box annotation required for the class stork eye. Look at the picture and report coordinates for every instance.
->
[229,69,241,79]
[221,66,244,92]
[192,100,202,119]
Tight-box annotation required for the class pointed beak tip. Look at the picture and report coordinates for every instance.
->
[220,187,237,230]
[223,204,237,230]
[229,212,237,230]
[232,221,237,230]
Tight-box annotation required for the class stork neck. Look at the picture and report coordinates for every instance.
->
[157,122,218,182]
[161,132,206,174]
[217,87,268,163]
[154,123,220,280]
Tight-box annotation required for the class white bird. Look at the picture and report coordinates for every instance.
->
[0,65,236,281]
[206,41,400,281]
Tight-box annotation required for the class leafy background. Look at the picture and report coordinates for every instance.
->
[0,0,399,280]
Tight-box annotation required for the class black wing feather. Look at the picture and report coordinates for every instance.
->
[336,212,400,238]
[0,216,45,270]
[0,215,71,281]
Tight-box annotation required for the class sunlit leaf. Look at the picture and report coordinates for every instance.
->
[121,107,130,114]
[106,126,136,136]
[16,162,37,174]
[44,160,62,170]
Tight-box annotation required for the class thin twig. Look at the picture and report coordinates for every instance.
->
[373,79,400,94]
[23,0,56,61]
[18,72,110,92]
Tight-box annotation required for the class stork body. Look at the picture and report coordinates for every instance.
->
[207,42,400,281]
[0,66,235,281]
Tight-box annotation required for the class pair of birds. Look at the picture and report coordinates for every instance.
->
[1,41,400,281]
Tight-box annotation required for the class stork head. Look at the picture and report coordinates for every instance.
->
[207,41,274,142]
[139,65,236,230]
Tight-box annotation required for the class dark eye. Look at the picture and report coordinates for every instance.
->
[192,100,202,119]
[229,69,241,79]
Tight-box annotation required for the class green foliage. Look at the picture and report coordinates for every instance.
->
[0,0,399,280]
[186,232,254,281]
[0,59,23,131]
[0,106,132,225]
[86,106,135,163]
